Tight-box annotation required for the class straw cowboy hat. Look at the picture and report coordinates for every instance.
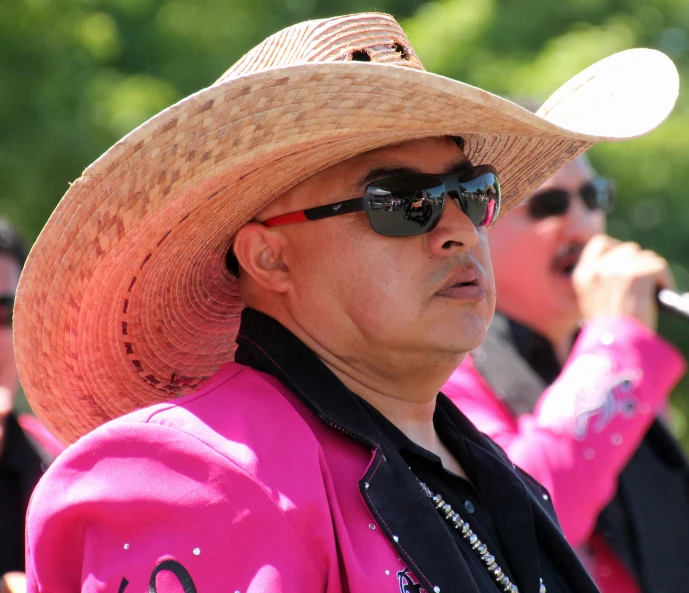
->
[14,13,678,444]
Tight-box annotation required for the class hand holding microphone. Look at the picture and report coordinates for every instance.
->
[572,234,677,331]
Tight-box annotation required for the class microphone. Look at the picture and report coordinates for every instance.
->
[658,289,689,321]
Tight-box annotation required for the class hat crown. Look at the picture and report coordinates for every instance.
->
[217,13,424,84]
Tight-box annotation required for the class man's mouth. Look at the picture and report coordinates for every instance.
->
[436,268,485,301]
[551,244,585,277]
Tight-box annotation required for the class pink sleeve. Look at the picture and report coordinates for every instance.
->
[443,317,686,548]
[25,421,333,593]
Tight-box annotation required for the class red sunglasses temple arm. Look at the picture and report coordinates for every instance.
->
[262,196,367,227]
[263,211,308,227]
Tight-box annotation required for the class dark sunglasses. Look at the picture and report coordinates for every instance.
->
[0,295,13,328]
[526,177,615,220]
[263,165,501,237]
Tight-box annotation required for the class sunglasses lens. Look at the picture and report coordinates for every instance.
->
[455,167,501,227]
[0,296,13,328]
[527,190,570,220]
[581,178,615,213]
[366,176,445,237]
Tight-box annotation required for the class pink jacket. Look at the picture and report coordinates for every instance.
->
[26,363,409,593]
[442,317,686,592]
[26,344,602,593]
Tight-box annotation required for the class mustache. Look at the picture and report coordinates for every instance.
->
[551,243,586,274]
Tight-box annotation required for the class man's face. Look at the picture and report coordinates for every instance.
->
[0,253,20,416]
[487,156,606,334]
[254,137,496,369]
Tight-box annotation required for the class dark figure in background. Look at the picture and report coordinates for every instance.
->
[0,219,61,579]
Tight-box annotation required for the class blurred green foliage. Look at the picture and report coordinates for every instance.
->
[2,0,689,443]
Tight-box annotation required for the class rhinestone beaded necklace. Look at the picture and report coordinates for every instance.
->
[418,481,546,593]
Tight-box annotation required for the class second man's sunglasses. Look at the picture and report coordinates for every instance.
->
[525,177,615,220]
[263,165,501,237]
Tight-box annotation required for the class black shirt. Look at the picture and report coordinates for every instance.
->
[235,308,597,593]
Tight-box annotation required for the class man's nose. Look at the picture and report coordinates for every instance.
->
[426,197,480,256]
[564,194,605,240]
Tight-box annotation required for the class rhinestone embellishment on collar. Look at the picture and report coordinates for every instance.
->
[418,481,546,593]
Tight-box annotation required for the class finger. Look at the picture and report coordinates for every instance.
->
[597,241,643,268]
[648,258,674,290]
[628,251,674,290]
[579,234,620,265]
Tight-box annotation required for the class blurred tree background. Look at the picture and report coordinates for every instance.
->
[2,0,689,442]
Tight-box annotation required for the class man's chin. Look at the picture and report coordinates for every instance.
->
[433,322,489,357]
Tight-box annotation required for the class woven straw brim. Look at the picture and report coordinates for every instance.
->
[14,53,678,443]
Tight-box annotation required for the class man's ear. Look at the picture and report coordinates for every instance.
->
[232,223,290,293]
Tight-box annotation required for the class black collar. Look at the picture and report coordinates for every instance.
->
[235,308,598,593]
[506,315,563,386]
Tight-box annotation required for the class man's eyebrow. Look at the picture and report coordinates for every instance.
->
[358,158,473,187]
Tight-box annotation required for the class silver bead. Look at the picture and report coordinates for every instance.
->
[364,482,369,489]
[393,535,399,542]
[123,543,130,550]
[509,585,519,593]
[484,554,495,565]
[500,576,510,590]
[478,544,488,555]
[461,523,470,534]
[433,588,440,593]
[540,580,547,593]
[451,514,461,525]
[468,534,478,545]
[385,570,390,576]
[193,548,201,556]
[464,529,474,540]
[493,567,503,579]
[432,494,443,506]
[542,493,549,501]
[441,504,452,516]
[472,539,482,550]
[368,524,376,530]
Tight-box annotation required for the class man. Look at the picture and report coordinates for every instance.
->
[14,13,679,593]
[443,154,687,593]
[0,219,62,582]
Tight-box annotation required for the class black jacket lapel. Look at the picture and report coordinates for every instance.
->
[438,396,600,593]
